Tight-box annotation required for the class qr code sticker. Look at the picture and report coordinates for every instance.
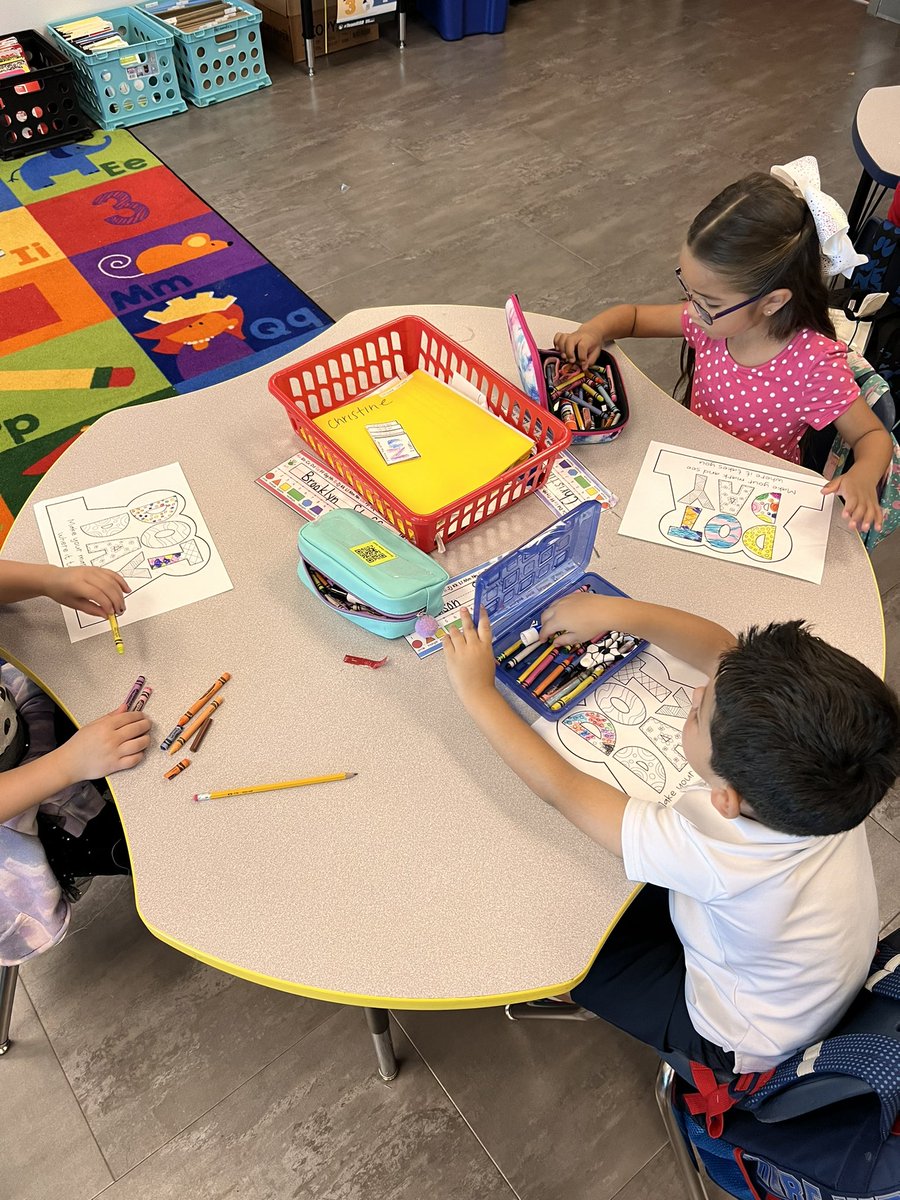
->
[350,540,395,566]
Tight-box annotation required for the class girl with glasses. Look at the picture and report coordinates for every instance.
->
[553,164,891,534]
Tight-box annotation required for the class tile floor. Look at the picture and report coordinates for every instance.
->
[4,1,900,1197]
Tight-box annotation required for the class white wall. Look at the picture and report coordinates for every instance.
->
[6,1,117,36]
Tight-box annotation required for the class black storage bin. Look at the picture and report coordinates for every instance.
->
[0,29,92,160]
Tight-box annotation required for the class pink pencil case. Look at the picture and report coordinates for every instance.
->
[505,293,629,445]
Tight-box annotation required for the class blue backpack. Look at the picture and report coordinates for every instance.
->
[670,929,900,1199]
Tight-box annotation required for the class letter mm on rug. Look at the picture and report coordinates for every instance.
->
[617,441,833,584]
[34,462,232,642]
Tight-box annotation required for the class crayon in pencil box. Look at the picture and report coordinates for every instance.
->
[506,293,629,445]
[473,504,646,720]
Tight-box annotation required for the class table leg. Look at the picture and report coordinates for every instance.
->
[398,0,407,48]
[364,1006,399,1080]
[300,0,316,78]
[847,169,874,243]
[0,965,19,1056]
[654,1061,709,1200]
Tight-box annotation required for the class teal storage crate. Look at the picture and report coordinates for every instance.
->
[139,1,270,108]
[47,7,186,128]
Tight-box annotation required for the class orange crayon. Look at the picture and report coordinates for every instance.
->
[175,672,231,727]
[164,758,191,779]
[168,698,224,755]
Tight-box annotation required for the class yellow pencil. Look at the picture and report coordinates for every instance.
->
[108,612,124,654]
[192,773,357,802]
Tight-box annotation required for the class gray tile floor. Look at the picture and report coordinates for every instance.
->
[4,1,900,1197]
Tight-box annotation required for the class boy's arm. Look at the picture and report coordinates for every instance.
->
[553,303,686,369]
[445,610,628,856]
[540,594,736,679]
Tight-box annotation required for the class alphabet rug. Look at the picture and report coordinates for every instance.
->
[0,128,332,545]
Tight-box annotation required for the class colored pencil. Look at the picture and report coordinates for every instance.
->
[108,612,124,655]
[168,698,224,755]
[190,716,212,752]
[193,772,357,802]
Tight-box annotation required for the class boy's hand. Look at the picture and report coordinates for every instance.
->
[540,592,620,648]
[821,467,883,534]
[444,608,497,702]
[59,705,151,782]
[43,565,130,616]
[553,325,605,370]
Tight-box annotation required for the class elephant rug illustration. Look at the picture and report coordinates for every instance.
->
[11,136,113,191]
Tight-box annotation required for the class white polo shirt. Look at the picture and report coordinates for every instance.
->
[621,784,879,1073]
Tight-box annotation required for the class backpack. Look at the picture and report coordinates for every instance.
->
[851,217,900,308]
[669,930,900,1200]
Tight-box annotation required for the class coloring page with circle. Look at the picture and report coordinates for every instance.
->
[533,645,706,808]
[34,461,232,642]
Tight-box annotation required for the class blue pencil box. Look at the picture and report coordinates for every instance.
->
[473,503,645,718]
[297,510,450,639]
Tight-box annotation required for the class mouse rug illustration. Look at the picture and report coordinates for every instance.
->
[0,129,332,548]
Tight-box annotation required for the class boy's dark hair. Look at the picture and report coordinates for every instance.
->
[674,172,836,407]
[709,621,900,836]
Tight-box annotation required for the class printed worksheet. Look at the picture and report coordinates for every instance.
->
[618,441,833,584]
[533,646,705,807]
[34,462,232,642]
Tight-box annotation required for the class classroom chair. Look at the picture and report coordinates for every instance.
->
[0,964,17,1056]
[506,927,900,1200]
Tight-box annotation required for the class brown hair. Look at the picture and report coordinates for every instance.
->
[674,172,836,405]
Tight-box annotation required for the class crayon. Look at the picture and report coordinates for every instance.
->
[132,685,152,712]
[519,645,556,686]
[161,672,231,749]
[532,651,578,698]
[168,697,224,755]
[123,675,145,710]
[190,716,212,752]
[108,612,124,655]
[164,758,191,779]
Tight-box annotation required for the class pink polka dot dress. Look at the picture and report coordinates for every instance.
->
[681,308,859,464]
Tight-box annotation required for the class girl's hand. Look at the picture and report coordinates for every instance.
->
[444,608,497,702]
[43,565,130,616]
[59,704,151,781]
[553,324,605,369]
[821,467,884,534]
[539,592,620,648]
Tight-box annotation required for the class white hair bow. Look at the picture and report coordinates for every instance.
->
[770,156,867,279]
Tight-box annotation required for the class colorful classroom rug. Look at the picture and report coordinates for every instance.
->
[0,128,332,546]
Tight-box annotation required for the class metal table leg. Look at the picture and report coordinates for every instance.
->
[398,0,407,48]
[0,965,19,1056]
[301,0,316,77]
[654,1061,709,1200]
[364,1006,398,1080]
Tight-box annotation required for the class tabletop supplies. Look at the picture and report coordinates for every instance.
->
[505,294,629,445]
[298,509,450,639]
[473,503,645,719]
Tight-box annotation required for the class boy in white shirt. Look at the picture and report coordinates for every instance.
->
[443,596,900,1075]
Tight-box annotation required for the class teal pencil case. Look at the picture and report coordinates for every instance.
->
[297,510,450,640]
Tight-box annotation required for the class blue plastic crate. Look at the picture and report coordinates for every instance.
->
[139,1,270,108]
[47,7,186,129]
[416,0,508,40]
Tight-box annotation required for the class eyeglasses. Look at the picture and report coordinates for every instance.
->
[675,267,768,326]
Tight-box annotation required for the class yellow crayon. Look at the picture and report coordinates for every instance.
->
[108,612,124,654]
[550,669,605,711]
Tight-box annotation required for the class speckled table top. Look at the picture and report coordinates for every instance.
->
[0,305,883,1006]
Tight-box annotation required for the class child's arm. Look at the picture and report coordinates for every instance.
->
[0,705,150,824]
[553,303,686,369]
[824,398,893,534]
[0,561,129,615]
[539,593,736,679]
[444,609,629,856]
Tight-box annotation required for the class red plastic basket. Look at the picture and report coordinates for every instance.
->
[268,316,572,551]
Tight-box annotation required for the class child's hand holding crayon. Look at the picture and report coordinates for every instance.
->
[42,566,130,616]
[58,704,151,781]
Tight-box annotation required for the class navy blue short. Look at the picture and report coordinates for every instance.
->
[571,883,735,1076]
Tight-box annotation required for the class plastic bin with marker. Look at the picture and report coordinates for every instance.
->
[473,503,645,720]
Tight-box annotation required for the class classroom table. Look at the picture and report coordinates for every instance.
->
[847,84,900,241]
[0,305,885,1079]
[299,0,407,77]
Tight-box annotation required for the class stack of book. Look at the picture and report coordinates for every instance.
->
[151,1,241,34]
[55,16,132,55]
[0,36,30,80]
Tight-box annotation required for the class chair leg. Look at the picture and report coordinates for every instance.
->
[654,1060,709,1200]
[364,1007,398,1081]
[0,965,19,1056]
